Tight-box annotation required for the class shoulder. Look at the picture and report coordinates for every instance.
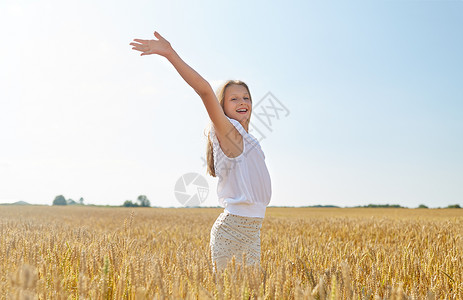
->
[209,117,246,159]
[226,117,248,137]
[210,116,248,141]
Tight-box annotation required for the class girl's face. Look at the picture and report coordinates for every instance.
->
[223,84,252,125]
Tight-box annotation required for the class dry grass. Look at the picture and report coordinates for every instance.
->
[0,206,462,299]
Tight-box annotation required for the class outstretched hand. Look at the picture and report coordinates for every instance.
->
[130,31,173,57]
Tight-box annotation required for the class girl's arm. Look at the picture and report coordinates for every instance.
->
[130,31,243,156]
[133,32,210,95]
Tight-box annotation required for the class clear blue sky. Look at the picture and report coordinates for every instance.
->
[1,0,462,208]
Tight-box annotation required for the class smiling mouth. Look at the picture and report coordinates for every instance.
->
[236,108,248,114]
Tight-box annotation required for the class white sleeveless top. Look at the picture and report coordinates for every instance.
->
[209,117,272,218]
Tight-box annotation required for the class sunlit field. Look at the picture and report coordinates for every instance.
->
[1,206,462,299]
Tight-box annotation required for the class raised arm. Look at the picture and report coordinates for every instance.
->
[130,33,223,126]
[130,31,243,157]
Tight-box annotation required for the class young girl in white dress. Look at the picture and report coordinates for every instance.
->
[130,31,272,271]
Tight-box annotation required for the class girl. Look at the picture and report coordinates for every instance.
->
[130,31,272,271]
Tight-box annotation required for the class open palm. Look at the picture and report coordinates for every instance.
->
[130,31,172,56]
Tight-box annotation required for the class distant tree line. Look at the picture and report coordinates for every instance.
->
[446,204,461,209]
[355,204,404,208]
[351,204,462,209]
[416,204,461,209]
[51,194,152,207]
[52,195,84,206]
[50,195,459,209]
[304,204,461,209]
[122,195,151,207]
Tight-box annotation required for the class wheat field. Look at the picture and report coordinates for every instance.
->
[0,206,462,299]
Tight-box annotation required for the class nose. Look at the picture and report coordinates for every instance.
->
[239,97,250,105]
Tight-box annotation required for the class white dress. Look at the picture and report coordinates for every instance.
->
[209,117,272,271]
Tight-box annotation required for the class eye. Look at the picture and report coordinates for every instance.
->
[244,97,249,100]
[231,98,237,101]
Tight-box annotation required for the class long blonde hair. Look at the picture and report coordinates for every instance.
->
[206,80,252,177]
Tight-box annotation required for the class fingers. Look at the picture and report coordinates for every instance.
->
[130,41,148,53]
[153,31,162,40]
[154,31,168,43]
[131,45,145,52]
[130,41,144,50]
[130,31,165,55]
